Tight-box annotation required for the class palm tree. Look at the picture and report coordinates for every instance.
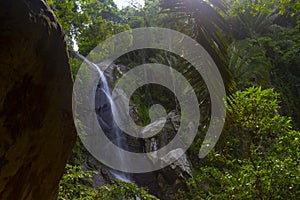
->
[228,39,271,89]
[160,0,235,93]
[227,10,281,39]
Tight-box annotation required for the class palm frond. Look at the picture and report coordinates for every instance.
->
[160,0,235,93]
[228,39,271,89]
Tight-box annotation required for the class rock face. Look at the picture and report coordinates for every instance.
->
[0,0,76,199]
[134,111,193,199]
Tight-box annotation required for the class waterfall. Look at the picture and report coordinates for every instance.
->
[75,53,132,183]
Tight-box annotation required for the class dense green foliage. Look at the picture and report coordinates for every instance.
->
[180,87,299,199]
[59,165,158,199]
[46,0,300,199]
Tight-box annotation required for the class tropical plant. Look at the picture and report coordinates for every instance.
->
[160,0,235,92]
[228,39,271,89]
[267,25,300,128]
[58,164,158,200]
[46,0,91,48]
[226,0,300,128]
[177,87,300,199]
[58,164,95,200]
[94,180,159,200]
[228,10,281,39]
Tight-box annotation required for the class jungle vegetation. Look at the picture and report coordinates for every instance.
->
[46,0,300,199]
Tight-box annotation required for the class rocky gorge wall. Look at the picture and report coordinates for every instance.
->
[0,0,76,199]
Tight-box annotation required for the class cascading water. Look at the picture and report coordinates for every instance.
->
[75,53,131,183]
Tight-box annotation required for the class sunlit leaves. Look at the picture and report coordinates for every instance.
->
[179,87,300,199]
[58,165,158,200]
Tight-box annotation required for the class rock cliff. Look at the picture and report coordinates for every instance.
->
[0,0,76,199]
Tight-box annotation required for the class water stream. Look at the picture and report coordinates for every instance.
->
[75,53,132,183]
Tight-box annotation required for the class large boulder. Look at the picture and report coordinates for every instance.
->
[134,110,192,199]
[0,0,76,199]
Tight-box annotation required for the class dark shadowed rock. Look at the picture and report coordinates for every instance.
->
[0,0,76,199]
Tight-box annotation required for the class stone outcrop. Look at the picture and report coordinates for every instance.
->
[0,0,76,199]
[134,110,193,199]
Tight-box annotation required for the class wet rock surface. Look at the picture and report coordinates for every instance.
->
[0,0,76,199]
[93,82,193,199]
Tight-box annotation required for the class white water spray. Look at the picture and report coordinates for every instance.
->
[75,53,132,183]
